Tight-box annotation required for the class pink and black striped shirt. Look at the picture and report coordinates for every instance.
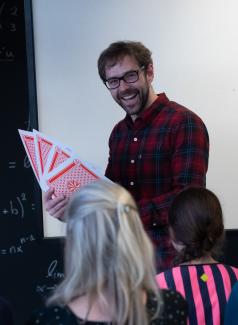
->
[156,263,238,325]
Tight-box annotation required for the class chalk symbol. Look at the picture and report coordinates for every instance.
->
[0,2,6,16]
[8,162,16,169]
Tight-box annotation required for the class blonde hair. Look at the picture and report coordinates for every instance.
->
[48,180,161,324]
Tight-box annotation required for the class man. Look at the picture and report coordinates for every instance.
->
[45,41,209,271]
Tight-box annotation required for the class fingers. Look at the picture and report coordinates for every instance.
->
[43,188,55,203]
[43,188,69,221]
[47,197,69,221]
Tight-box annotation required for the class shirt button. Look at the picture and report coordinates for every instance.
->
[133,137,138,142]
[130,181,134,186]
[131,159,135,164]
[153,222,157,227]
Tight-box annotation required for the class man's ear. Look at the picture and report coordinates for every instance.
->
[146,63,154,83]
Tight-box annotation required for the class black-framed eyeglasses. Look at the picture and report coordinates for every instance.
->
[104,66,145,89]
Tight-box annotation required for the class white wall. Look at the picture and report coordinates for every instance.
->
[32,0,238,236]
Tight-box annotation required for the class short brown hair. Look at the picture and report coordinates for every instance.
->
[169,186,224,265]
[97,41,153,81]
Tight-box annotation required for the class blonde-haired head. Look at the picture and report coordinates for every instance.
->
[48,180,161,324]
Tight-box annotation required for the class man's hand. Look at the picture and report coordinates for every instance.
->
[43,188,69,221]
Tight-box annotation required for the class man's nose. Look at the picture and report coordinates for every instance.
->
[118,79,130,91]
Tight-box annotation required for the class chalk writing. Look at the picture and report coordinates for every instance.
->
[0,46,15,61]
[24,155,31,168]
[0,2,18,17]
[8,161,16,168]
[36,284,57,295]
[0,2,6,16]
[0,233,36,255]
[9,22,16,32]
[10,5,18,16]
[46,259,64,280]
[36,260,64,296]
[8,156,32,169]
[1,193,35,218]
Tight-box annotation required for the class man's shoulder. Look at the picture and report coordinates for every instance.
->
[164,99,203,120]
[157,101,207,133]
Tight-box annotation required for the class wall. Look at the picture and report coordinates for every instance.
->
[32,0,238,234]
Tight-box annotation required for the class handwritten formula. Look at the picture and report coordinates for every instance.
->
[1,192,36,219]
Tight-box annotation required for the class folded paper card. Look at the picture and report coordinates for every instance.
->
[18,129,108,197]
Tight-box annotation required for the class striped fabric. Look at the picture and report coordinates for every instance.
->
[156,263,238,325]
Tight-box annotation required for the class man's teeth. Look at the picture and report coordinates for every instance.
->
[122,94,137,100]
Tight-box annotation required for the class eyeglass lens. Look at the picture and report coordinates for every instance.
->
[106,68,142,89]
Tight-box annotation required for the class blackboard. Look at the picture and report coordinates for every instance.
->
[0,1,64,324]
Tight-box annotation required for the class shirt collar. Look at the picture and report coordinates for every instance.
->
[125,93,170,128]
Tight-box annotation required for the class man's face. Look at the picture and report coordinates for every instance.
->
[104,55,153,120]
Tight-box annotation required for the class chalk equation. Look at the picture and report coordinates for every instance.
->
[36,284,57,295]
[1,192,36,218]
[0,233,36,255]
[0,22,16,32]
[46,259,64,280]
[7,155,31,170]
[0,2,18,34]
[36,259,64,296]
[0,2,18,17]
[0,1,19,62]
[0,46,15,62]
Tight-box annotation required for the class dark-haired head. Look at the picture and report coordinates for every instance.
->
[169,186,224,265]
[97,41,153,82]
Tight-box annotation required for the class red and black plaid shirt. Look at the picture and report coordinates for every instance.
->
[105,93,209,270]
